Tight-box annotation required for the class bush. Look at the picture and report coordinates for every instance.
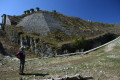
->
[74,35,85,48]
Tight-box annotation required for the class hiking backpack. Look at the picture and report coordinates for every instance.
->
[16,51,25,59]
[17,52,21,59]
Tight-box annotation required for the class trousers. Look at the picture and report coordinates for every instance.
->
[20,59,25,74]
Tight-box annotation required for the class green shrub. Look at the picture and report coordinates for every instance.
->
[74,35,85,48]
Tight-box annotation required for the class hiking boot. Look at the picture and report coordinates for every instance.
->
[19,72,25,75]
[21,73,25,75]
[19,73,22,75]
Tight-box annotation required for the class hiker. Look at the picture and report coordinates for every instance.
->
[16,47,25,75]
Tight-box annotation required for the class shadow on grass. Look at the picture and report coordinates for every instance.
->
[64,76,93,80]
[20,73,93,80]
[80,76,93,80]
[23,73,49,77]
[19,73,49,80]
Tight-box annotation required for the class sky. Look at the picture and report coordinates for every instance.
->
[0,0,120,24]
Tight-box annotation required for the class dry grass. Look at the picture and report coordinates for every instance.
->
[0,37,120,80]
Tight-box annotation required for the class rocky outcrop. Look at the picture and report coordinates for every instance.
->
[0,42,5,55]
[4,25,57,57]
[47,74,93,80]
[20,35,57,57]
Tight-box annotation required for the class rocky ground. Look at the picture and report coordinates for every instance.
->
[0,30,120,80]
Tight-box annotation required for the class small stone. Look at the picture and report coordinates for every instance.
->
[12,58,19,61]
[100,70,102,73]
[0,63,2,66]
[71,67,74,69]
[11,69,14,71]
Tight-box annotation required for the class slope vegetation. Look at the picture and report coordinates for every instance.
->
[0,35,120,80]
[4,10,120,57]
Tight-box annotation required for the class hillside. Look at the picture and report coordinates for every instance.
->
[2,10,120,57]
[0,33,120,80]
[9,10,120,36]
[1,9,120,80]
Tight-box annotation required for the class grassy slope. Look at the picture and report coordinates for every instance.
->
[8,10,120,51]
[0,36,120,80]
[10,10,117,40]
[1,10,120,80]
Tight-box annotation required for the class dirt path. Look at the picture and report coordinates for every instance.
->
[104,43,115,52]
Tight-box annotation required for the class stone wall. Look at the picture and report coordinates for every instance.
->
[1,14,11,30]
[16,13,77,36]
[0,25,1,29]
[16,13,50,35]
[5,25,22,44]
[6,16,11,25]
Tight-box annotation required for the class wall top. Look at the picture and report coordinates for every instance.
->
[1,14,6,17]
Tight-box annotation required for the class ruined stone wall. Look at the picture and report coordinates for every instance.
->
[6,16,11,25]
[0,25,1,29]
[16,13,50,35]
[16,13,77,36]
[5,25,22,43]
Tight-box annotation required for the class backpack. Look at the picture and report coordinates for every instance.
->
[17,52,21,59]
[16,51,25,59]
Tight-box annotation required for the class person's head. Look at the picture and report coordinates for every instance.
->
[19,47,24,51]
